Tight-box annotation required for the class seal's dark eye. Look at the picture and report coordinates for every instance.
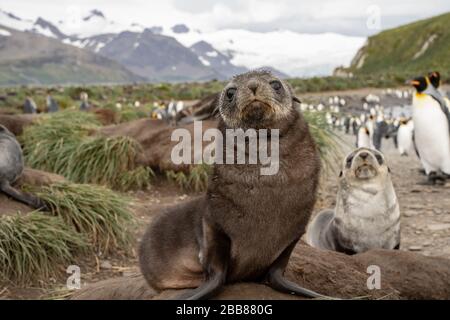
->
[270,80,282,91]
[226,88,236,100]
[375,154,384,165]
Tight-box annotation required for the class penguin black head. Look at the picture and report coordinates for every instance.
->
[410,76,427,93]
[428,71,441,89]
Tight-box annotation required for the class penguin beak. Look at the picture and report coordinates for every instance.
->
[408,80,420,86]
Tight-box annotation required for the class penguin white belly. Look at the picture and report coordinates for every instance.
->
[413,98,450,174]
[397,124,413,155]
[357,129,371,149]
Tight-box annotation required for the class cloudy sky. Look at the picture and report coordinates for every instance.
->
[1,0,449,36]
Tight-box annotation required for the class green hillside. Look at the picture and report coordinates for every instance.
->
[347,12,450,77]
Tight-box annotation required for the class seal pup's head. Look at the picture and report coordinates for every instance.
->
[340,148,389,181]
[218,70,300,130]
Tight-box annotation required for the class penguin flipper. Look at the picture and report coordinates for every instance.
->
[412,131,421,160]
[426,88,450,135]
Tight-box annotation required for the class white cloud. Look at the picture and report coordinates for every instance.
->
[0,0,449,36]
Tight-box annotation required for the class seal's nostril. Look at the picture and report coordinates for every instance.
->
[248,81,258,94]
[359,152,369,160]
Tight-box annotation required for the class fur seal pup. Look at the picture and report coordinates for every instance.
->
[0,125,47,210]
[139,70,324,300]
[305,148,400,254]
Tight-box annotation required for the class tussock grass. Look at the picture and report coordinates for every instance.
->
[21,111,152,190]
[0,213,87,285]
[66,136,153,191]
[119,109,149,123]
[29,182,136,254]
[303,111,343,174]
[166,164,212,192]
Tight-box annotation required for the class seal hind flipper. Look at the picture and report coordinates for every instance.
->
[0,180,48,211]
[266,239,331,299]
[175,220,231,300]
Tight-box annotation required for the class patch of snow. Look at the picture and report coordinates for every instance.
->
[56,9,125,38]
[95,42,106,52]
[0,9,33,31]
[413,34,438,60]
[30,24,56,38]
[133,42,140,48]
[205,51,218,58]
[198,56,211,66]
[0,28,11,37]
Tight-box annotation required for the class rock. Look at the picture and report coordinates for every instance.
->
[428,224,450,231]
[100,261,113,270]
[422,241,433,247]
[403,211,417,218]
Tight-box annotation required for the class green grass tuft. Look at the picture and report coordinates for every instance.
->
[303,111,344,174]
[29,182,136,254]
[21,111,152,191]
[0,213,87,285]
[66,136,153,191]
[166,164,212,192]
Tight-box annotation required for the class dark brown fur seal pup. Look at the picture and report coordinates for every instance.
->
[139,70,323,300]
[0,125,47,210]
[305,148,400,254]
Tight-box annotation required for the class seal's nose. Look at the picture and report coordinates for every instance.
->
[248,81,258,94]
[359,152,369,160]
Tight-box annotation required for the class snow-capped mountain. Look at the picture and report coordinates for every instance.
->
[190,40,248,78]
[0,7,366,83]
[164,28,366,77]
[85,29,221,82]
[0,8,34,32]
[55,9,141,38]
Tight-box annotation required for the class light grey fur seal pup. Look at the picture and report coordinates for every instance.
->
[305,148,400,254]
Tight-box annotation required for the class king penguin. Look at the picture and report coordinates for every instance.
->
[356,125,371,149]
[410,76,450,184]
[397,118,414,156]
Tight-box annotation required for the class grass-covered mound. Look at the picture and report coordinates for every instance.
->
[29,182,136,254]
[21,111,153,191]
[0,178,136,285]
[0,213,87,285]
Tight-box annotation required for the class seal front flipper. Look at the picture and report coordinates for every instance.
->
[266,239,331,299]
[0,180,48,211]
[175,220,231,300]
